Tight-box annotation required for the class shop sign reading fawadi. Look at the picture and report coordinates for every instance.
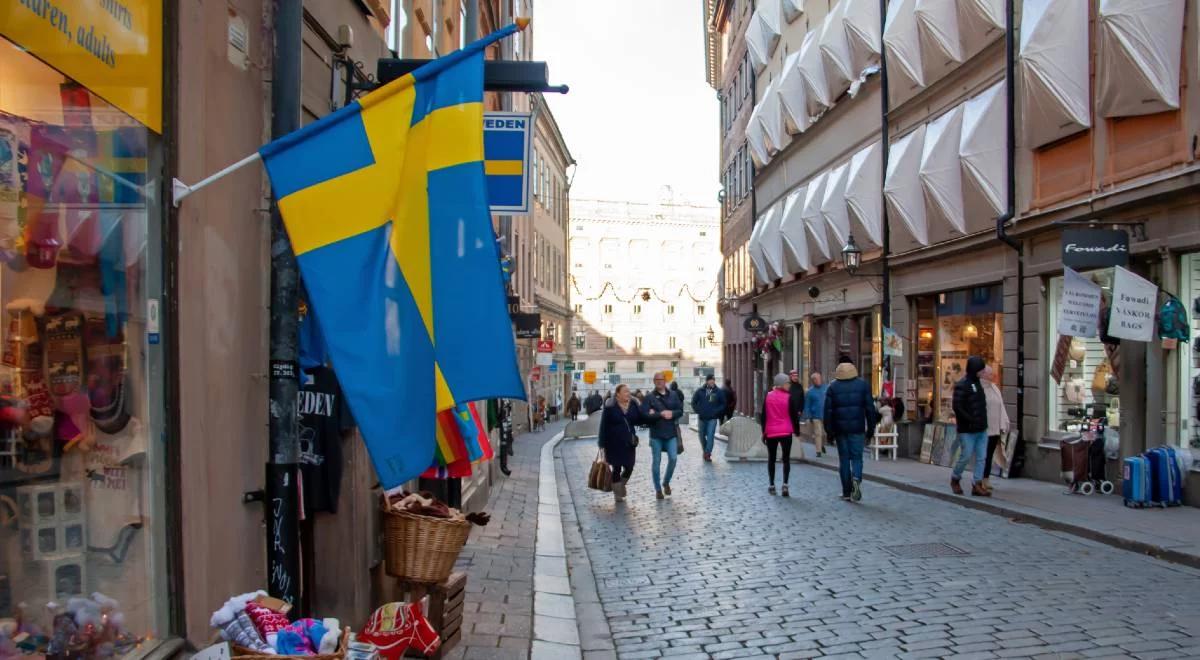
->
[2,0,163,132]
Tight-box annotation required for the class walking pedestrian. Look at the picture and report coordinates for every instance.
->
[533,395,546,431]
[642,372,683,500]
[599,384,642,503]
[721,379,737,423]
[691,374,726,462]
[803,372,829,457]
[979,362,1009,495]
[567,392,581,421]
[584,390,603,415]
[824,356,877,502]
[760,373,797,496]
[951,356,991,497]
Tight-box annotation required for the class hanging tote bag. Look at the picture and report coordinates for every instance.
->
[1092,361,1112,394]
[588,449,612,492]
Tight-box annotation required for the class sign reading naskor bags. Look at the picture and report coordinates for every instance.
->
[1062,228,1129,269]
[1057,267,1102,337]
[1107,266,1158,342]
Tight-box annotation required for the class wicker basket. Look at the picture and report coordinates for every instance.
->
[230,628,350,660]
[382,508,472,583]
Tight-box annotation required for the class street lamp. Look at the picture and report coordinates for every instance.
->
[841,233,863,275]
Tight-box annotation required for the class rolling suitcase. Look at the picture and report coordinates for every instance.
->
[1059,437,1089,489]
[1123,456,1150,507]
[1146,446,1183,507]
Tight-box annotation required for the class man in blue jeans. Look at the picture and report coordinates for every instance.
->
[691,374,726,462]
[643,373,684,500]
[824,356,877,502]
[951,356,992,497]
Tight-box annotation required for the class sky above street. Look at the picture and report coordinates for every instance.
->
[537,0,720,205]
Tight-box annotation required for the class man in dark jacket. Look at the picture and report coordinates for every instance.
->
[642,372,684,499]
[951,356,991,496]
[787,369,805,438]
[721,379,737,423]
[691,374,727,462]
[823,356,877,502]
[584,391,604,415]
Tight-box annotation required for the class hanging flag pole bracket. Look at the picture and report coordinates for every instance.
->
[172,151,263,208]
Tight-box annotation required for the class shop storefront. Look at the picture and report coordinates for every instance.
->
[1177,252,1200,450]
[0,0,167,647]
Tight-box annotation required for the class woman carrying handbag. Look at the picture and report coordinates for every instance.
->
[599,384,643,503]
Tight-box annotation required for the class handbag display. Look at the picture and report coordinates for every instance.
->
[1068,339,1087,362]
[587,449,612,492]
[1092,361,1112,394]
[1063,378,1085,404]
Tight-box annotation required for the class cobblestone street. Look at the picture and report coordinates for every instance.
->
[560,433,1200,660]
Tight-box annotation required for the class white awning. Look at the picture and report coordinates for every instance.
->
[915,0,964,66]
[1097,0,1185,118]
[843,0,882,76]
[801,171,832,263]
[819,0,855,98]
[884,0,925,89]
[821,163,852,253]
[778,50,813,134]
[783,0,805,24]
[884,125,929,246]
[798,30,833,118]
[844,140,884,247]
[959,81,1006,216]
[746,101,771,167]
[746,0,784,72]
[748,209,771,284]
[760,78,790,155]
[1019,0,1091,148]
[779,186,812,273]
[919,104,966,235]
[759,201,788,280]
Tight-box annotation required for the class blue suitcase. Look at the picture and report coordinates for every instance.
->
[1123,456,1151,507]
[1146,447,1183,507]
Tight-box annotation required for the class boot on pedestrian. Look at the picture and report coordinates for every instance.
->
[655,489,664,500]
[982,478,994,494]
[612,481,626,502]
[951,476,964,495]
[971,481,990,497]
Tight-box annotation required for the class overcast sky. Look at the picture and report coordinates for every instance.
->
[536,0,720,206]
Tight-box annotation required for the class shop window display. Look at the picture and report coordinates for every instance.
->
[932,287,1003,422]
[1047,272,1121,435]
[0,38,162,648]
[1180,253,1200,449]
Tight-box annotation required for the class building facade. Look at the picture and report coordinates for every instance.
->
[569,197,723,397]
[710,0,1200,504]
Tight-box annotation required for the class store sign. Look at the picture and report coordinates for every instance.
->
[563,362,575,372]
[513,312,541,338]
[608,374,621,385]
[548,362,558,373]
[536,339,554,353]
[1107,266,1157,342]
[1,0,163,132]
[882,327,903,357]
[507,295,521,315]
[1057,267,1102,337]
[583,370,597,384]
[536,352,552,366]
[743,314,767,333]
[483,112,532,213]
[1061,228,1129,270]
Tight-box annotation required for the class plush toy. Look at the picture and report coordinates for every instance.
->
[358,601,439,660]
[275,618,340,656]
[210,591,272,653]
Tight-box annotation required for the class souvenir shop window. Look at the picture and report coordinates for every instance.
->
[1047,272,1121,434]
[928,286,1003,422]
[1178,253,1200,449]
[0,39,163,647]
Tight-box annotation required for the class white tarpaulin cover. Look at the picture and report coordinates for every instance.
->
[819,0,855,98]
[843,0,882,75]
[884,0,925,89]
[783,0,805,23]
[759,201,788,280]
[746,101,771,167]
[779,186,812,273]
[885,125,929,245]
[748,209,771,284]
[746,0,784,71]
[919,104,967,235]
[915,0,964,65]
[1097,0,1185,118]
[778,50,813,134]
[759,78,790,154]
[821,163,852,252]
[964,0,1004,31]
[1019,0,1091,148]
[844,140,884,247]
[801,172,832,263]
[959,81,1006,215]
[798,30,833,118]
[959,0,1004,53]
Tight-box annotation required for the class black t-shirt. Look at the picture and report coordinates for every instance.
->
[297,367,354,514]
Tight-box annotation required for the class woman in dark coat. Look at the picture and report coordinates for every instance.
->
[599,384,642,502]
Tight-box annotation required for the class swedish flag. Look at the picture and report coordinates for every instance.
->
[259,24,526,489]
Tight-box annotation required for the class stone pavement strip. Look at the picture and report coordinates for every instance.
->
[560,427,1200,659]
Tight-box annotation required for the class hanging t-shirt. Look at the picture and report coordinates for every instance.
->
[298,367,354,514]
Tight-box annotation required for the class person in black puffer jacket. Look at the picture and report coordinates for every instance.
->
[950,355,991,497]
[823,356,877,502]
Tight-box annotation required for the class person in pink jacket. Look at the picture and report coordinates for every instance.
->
[759,373,799,496]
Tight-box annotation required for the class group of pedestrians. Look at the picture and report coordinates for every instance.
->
[598,373,686,501]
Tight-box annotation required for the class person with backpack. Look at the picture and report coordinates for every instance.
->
[691,374,726,462]
[721,379,737,423]
[951,356,991,497]
[823,356,877,502]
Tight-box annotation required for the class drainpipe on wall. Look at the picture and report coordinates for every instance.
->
[878,0,891,382]
[266,0,303,610]
[997,0,1026,477]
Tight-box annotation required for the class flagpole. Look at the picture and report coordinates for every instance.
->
[171,151,261,207]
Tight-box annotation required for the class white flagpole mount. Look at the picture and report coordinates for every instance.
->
[172,151,263,207]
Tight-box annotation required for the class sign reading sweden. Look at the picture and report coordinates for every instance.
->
[484,112,532,213]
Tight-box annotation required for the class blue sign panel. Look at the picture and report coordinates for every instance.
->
[548,362,559,373]
[483,112,532,213]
